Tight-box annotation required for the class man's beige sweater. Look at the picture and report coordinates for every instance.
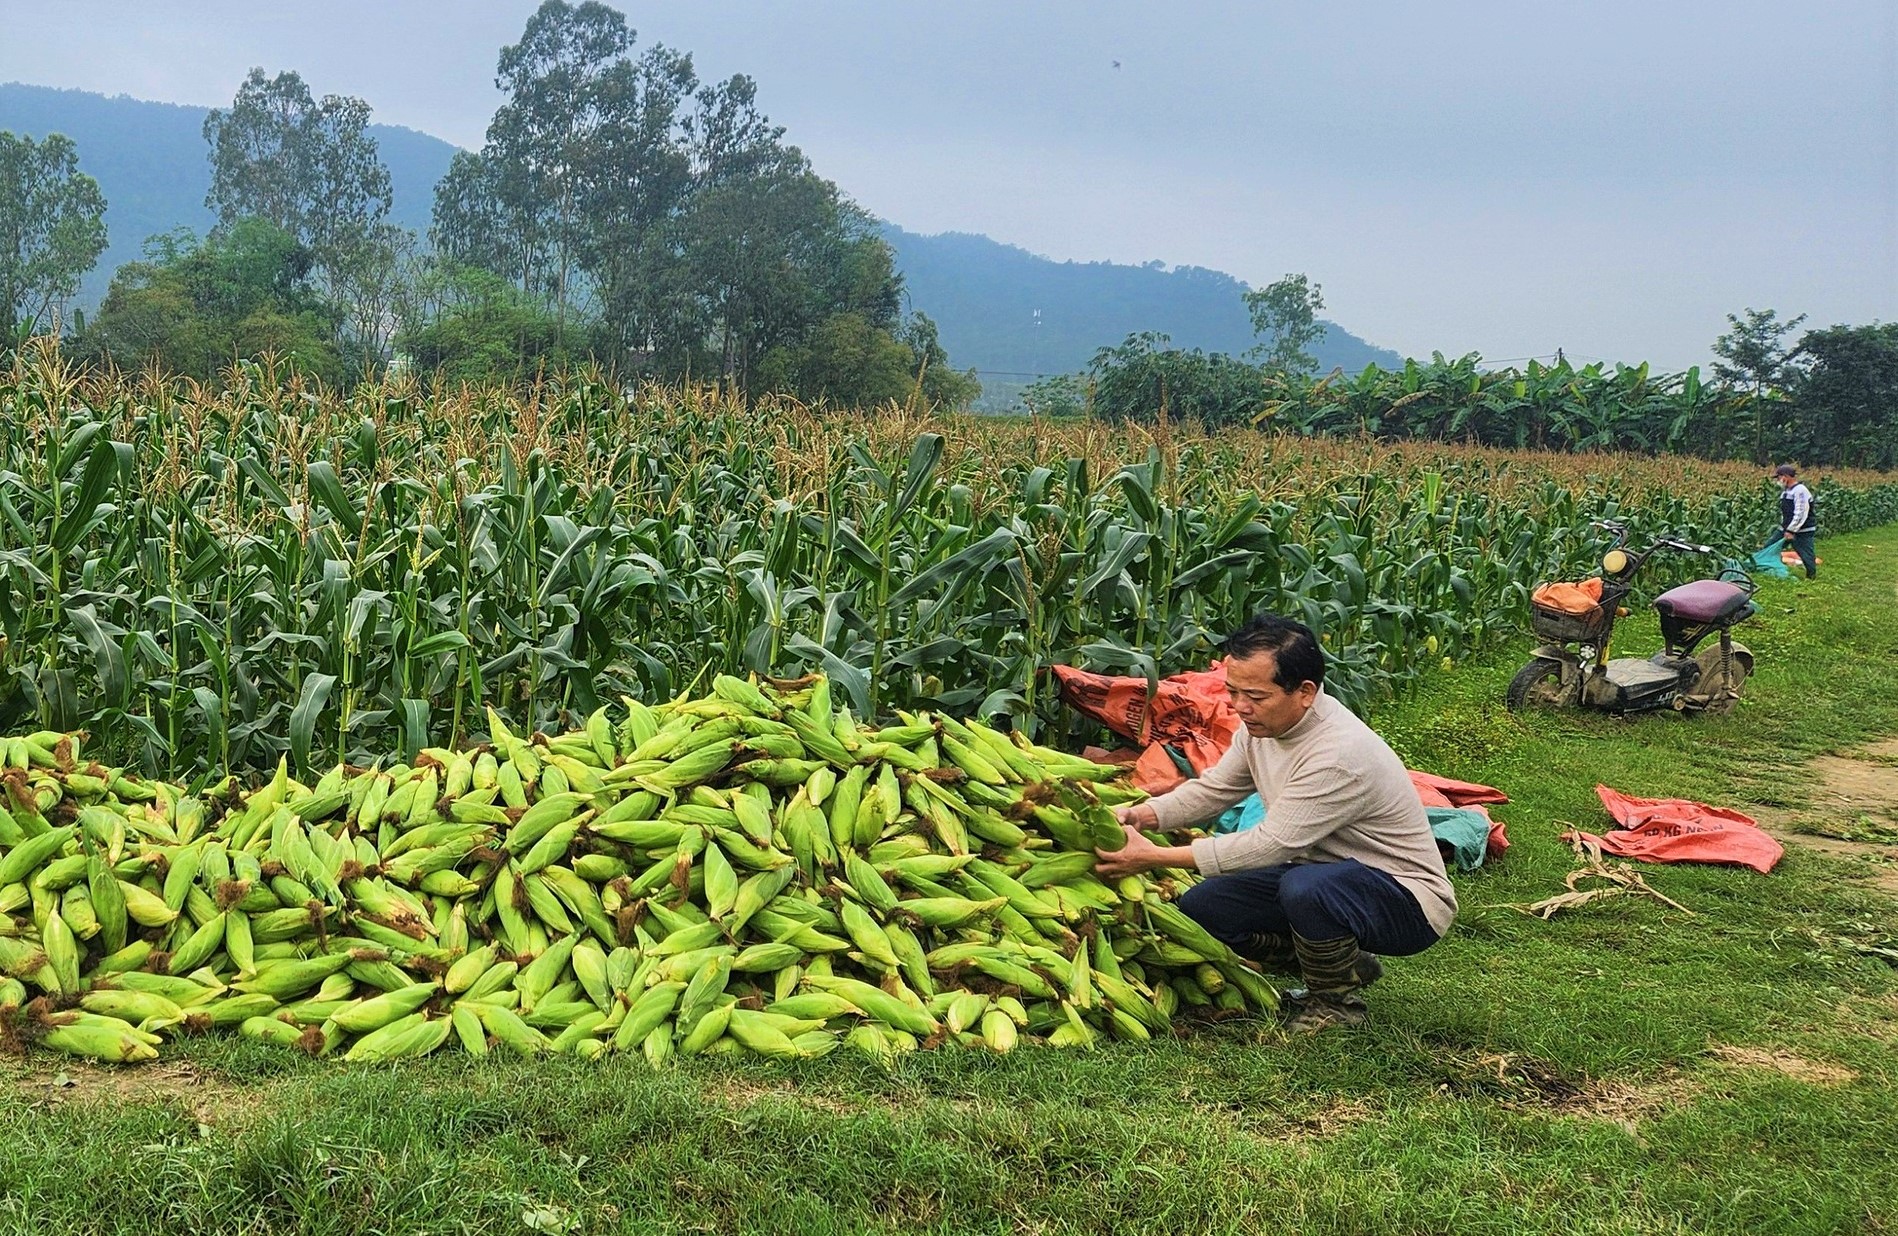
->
[1146,690,1457,936]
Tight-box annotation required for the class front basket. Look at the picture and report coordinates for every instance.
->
[1529,585,1625,643]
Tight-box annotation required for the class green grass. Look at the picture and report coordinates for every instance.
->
[5,532,1897,1235]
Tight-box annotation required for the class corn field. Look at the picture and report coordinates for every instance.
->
[4,348,1898,785]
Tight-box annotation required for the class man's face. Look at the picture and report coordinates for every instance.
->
[1225,651,1319,738]
[1776,473,1794,488]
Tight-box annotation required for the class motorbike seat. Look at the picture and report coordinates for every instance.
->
[1653,579,1751,624]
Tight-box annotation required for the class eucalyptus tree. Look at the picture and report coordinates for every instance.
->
[1245,273,1327,376]
[1713,307,1807,463]
[433,2,701,337]
[432,0,962,400]
[202,68,393,308]
[0,130,107,334]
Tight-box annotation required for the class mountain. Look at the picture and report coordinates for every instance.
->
[0,82,456,311]
[882,226,1401,405]
[2,83,1402,398]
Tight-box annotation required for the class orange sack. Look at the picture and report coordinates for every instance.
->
[1567,785,1783,873]
[1410,770,1511,857]
[1050,662,1238,794]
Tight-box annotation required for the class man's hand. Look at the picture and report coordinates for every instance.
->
[1113,802,1159,830]
[1095,825,1168,879]
[1097,801,1197,877]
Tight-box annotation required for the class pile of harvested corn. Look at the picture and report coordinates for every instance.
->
[0,675,1274,1065]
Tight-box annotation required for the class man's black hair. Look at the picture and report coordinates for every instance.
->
[1222,612,1325,690]
[1774,463,1797,477]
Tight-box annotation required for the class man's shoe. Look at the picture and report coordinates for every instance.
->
[1282,951,1383,1003]
[1283,993,1369,1033]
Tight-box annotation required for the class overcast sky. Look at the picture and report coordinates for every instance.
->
[2,0,1892,368]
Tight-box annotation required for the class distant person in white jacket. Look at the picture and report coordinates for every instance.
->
[1771,463,1817,578]
[1096,613,1455,1032]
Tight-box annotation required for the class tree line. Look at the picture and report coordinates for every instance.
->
[1,0,976,408]
[1022,294,1898,470]
[2,0,1894,463]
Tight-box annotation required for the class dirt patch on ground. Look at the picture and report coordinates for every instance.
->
[1550,1073,1701,1133]
[1748,739,1898,895]
[1801,754,1898,820]
[1437,1052,1698,1131]
[699,1075,868,1118]
[1194,1095,1377,1143]
[1857,738,1898,765]
[1,1056,274,1127]
[1263,1096,1375,1140]
[1707,1044,1859,1086]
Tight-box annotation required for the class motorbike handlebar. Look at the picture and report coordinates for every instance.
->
[1592,522,1716,559]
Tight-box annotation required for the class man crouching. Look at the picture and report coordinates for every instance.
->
[1094,613,1455,1033]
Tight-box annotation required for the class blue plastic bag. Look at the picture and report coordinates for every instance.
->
[1750,543,1791,579]
[1213,794,1267,834]
[1210,794,1491,869]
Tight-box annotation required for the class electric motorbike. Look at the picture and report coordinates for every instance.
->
[1505,520,1757,715]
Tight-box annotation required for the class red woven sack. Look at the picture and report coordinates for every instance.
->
[1572,785,1783,873]
[1049,662,1238,791]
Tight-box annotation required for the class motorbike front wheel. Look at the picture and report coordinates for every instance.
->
[1505,657,1576,710]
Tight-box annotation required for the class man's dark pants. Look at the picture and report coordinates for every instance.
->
[1786,530,1817,578]
[1177,859,1438,955]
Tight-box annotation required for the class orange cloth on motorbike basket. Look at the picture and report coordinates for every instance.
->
[1530,577,1604,615]
[1566,785,1783,873]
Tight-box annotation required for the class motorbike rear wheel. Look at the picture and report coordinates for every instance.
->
[1684,641,1754,715]
[1506,657,1575,710]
